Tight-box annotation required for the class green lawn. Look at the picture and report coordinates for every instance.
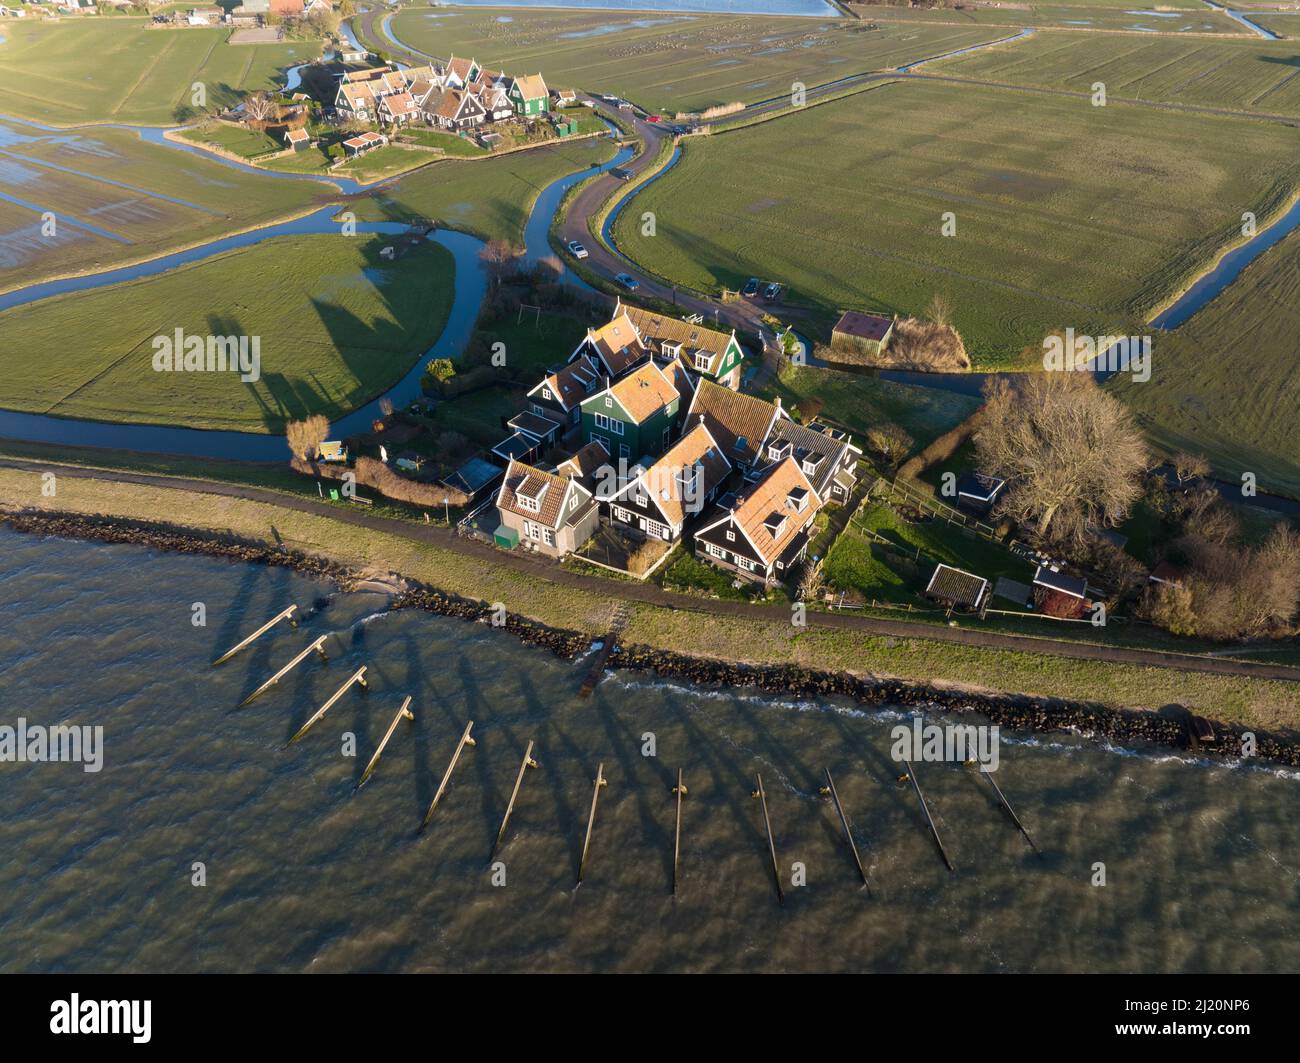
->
[384,6,1015,112]
[934,27,1300,116]
[0,18,321,125]
[759,362,979,455]
[349,137,616,246]
[0,120,325,294]
[0,234,455,433]
[425,385,520,448]
[400,128,489,156]
[614,79,1300,366]
[852,2,1247,34]
[1107,226,1300,500]
[180,121,283,160]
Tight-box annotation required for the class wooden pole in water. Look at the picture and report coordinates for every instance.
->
[820,768,870,892]
[979,768,1038,853]
[354,696,414,793]
[286,666,367,746]
[900,758,954,873]
[491,740,538,858]
[212,605,298,666]
[239,635,328,706]
[421,721,476,831]
[751,773,784,906]
[576,762,607,885]
[671,769,687,896]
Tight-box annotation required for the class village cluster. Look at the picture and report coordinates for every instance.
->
[482,302,864,589]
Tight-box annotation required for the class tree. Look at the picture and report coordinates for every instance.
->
[480,238,517,289]
[1172,451,1210,486]
[244,92,276,125]
[286,415,330,461]
[865,422,914,471]
[974,374,1147,543]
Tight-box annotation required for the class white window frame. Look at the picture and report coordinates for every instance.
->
[517,494,540,514]
[593,412,609,430]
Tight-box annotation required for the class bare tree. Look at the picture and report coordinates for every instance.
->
[286,414,330,461]
[974,374,1147,543]
[1172,451,1210,486]
[480,238,517,289]
[926,293,951,328]
[866,422,914,471]
[244,92,276,125]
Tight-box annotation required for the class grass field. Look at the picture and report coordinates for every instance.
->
[1107,225,1300,500]
[350,136,616,245]
[759,362,979,452]
[179,121,283,160]
[0,234,455,433]
[382,6,1015,112]
[932,26,1300,115]
[852,1,1249,34]
[613,79,1300,366]
[0,19,320,125]
[0,119,325,293]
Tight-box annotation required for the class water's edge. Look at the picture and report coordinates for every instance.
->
[5,508,1294,768]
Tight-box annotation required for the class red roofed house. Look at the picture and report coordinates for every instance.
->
[493,459,599,557]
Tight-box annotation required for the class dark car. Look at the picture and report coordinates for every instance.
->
[742,278,760,298]
[763,282,782,303]
[615,273,640,291]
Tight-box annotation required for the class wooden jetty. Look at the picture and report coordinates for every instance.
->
[751,773,784,906]
[212,605,298,665]
[671,769,687,896]
[577,605,631,698]
[576,763,607,885]
[820,769,870,891]
[355,696,414,792]
[286,666,367,746]
[491,740,539,858]
[901,758,954,873]
[239,635,328,707]
[421,721,476,831]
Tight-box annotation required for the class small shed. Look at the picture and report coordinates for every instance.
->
[831,310,894,357]
[954,472,1005,514]
[1033,564,1087,600]
[493,524,520,550]
[924,563,989,610]
[318,440,348,463]
[283,127,311,152]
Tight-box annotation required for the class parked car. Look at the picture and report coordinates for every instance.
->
[742,277,760,298]
[615,273,640,291]
[610,167,633,182]
[567,241,588,259]
[763,282,782,303]
[647,114,662,123]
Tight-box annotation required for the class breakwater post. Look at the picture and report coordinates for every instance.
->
[751,773,785,906]
[287,666,368,746]
[671,769,687,896]
[901,758,954,872]
[577,762,607,885]
[978,766,1038,854]
[820,768,870,892]
[355,695,414,792]
[491,740,539,858]
[212,605,298,665]
[421,721,476,831]
[239,635,329,707]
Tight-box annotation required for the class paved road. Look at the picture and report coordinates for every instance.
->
[6,458,1298,685]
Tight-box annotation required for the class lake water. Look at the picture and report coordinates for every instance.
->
[432,0,841,15]
[1,530,1298,972]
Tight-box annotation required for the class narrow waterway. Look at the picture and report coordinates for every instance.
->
[1,531,1297,972]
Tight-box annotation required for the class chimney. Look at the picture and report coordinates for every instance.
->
[774,396,782,409]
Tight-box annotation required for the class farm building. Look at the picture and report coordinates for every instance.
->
[606,422,731,542]
[341,131,387,157]
[954,472,1006,514]
[580,360,681,463]
[925,564,990,611]
[693,457,822,585]
[684,379,787,473]
[493,459,599,557]
[282,127,311,151]
[832,310,895,358]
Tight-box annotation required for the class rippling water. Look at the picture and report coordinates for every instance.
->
[1,529,1298,972]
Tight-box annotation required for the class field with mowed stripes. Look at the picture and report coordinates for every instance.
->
[932,28,1300,115]
[0,18,319,125]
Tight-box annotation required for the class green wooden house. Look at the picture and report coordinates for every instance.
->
[579,360,681,463]
[510,73,551,117]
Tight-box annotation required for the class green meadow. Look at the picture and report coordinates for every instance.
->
[613,79,1300,366]
[0,120,325,293]
[1108,226,1300,500]
[383,6,1013,112]
[0,18,320,125]
[0,235,455,433]
[933,26,1300,116]
[348,136,616,246]
[852,1,1247,34]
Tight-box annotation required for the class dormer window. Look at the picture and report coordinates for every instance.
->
[802,453,823,475]
[763,513,787,538]
[768,441,791,461]
[694,352,711,371]
[786,487,809,513]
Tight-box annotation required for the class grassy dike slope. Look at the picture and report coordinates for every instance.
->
[3,468,1296,732]
[613,79,1300,365]
[0,235,454,433]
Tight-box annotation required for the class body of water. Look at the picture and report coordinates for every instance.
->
[1,531,1298,972]
[422,0,840,14]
